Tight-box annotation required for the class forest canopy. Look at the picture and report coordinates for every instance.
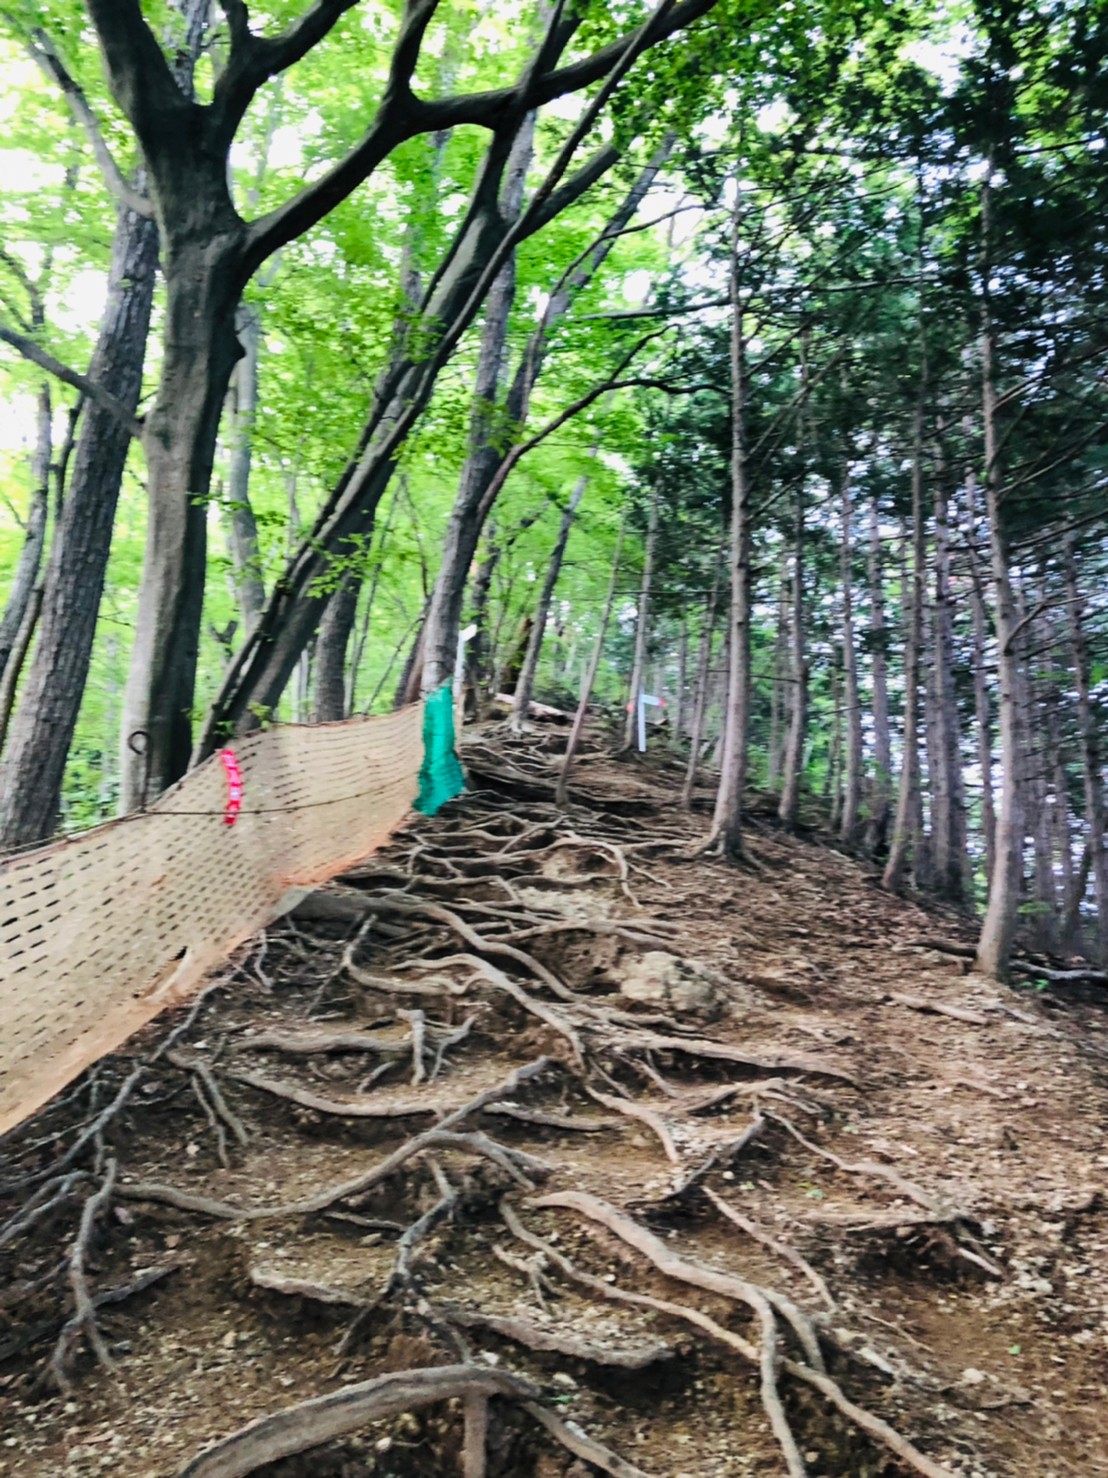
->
[0,0,1106,982]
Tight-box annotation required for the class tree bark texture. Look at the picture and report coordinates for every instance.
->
[838,471,863,842]
[623,485,660,749]
[778,491,807,831]
[865,490,892,856]
[0,201,157,846]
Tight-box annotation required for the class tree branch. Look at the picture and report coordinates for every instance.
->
[0,325,144,440]
[23,26,154,219]
[244,0,718,271]
[212,0,366,145]
[84,0,194,159]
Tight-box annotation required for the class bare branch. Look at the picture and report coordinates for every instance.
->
[23,27,153,219]
[0,324,144,439]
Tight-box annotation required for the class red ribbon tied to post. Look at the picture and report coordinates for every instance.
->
[219,748,243,827]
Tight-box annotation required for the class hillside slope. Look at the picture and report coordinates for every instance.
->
[2,727,1107,1478]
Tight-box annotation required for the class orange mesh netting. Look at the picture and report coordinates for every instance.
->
[0,704,424,1136]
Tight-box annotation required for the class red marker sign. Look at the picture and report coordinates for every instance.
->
[219,749,243,826]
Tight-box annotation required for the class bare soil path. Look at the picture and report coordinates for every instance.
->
[3,724,1107,1478]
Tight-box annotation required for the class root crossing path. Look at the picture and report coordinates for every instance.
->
[3,725,1108,1478]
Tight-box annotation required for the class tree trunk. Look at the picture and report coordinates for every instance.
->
[313,576,359,722]
[557,513,625,808]
[421,141,672,699]
[778,490,807,831]
[623,485,660,749]
[0,585,43,757]
[964,460,996,885]
[710,196,752,862]
[510,473,587,731]
[1063,533,1108,964]
[766,565,789,792]
[882,410,926,893]
[0,200,158,846]
[828,652,844,832]
[0,386,51,688]
[838,471,863,843]
[673,614,689,747]
[223,302,267,635]
[928,453,968,901]
[865,491,892,856]
[975,170,1024,980]
[681,546,723,809]
[421,116,536,695]
[463,526,500,719]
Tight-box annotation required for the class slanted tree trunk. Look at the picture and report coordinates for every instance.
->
[865,490,892,856]
[975,168,1024,980]
[623,485,660,750]
[0,199,157,846]
[420,140,674,699]
[882,408,926,893]
[778,490,807,831]
[710,195,752,862]
[838,470,863,843]
[681,546,723,809]
[510,472,588,731]
[1063,533,1108,964]
[0,386,51,690]
[421,116,537,694]
[557,514,625,808]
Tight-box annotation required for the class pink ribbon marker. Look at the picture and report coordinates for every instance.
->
[219,749,243,826]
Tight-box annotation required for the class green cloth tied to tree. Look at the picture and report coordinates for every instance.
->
[414,684,465,816]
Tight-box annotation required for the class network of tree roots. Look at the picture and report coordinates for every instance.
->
[2,722,1108,1478]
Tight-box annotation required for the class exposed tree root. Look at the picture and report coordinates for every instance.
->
[49,1159,118,1391]
[585,1086,680,1164]
[178,1364,538,1478]
[118,1061,553,1220]
[886,992,992,1027]
[435,1302,675,1369]
[703,1186,836,1310]
[502,1198,957,1478]
[521,1400,654,1478]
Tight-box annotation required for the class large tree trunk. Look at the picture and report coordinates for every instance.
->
[838,471,863,843]
[557,513,625,808]
[0,386,51,690]
[623,485,660,749]
[510,473,587,730]
[710,199,752,862]
[1064,533,1108,964]
[778,490,807,831]
[882,408,926,893]
[0,201,158,846]
[975,172,1023,980]
[865,490,892,856]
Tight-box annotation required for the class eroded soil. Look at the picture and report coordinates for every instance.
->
[3,726,1108,1478]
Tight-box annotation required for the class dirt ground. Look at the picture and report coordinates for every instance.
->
[2,724,1108,1478]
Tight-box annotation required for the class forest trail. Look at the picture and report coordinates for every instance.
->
[2,722,1108,1478]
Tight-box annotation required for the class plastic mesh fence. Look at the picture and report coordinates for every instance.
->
[0,704,423,1136]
